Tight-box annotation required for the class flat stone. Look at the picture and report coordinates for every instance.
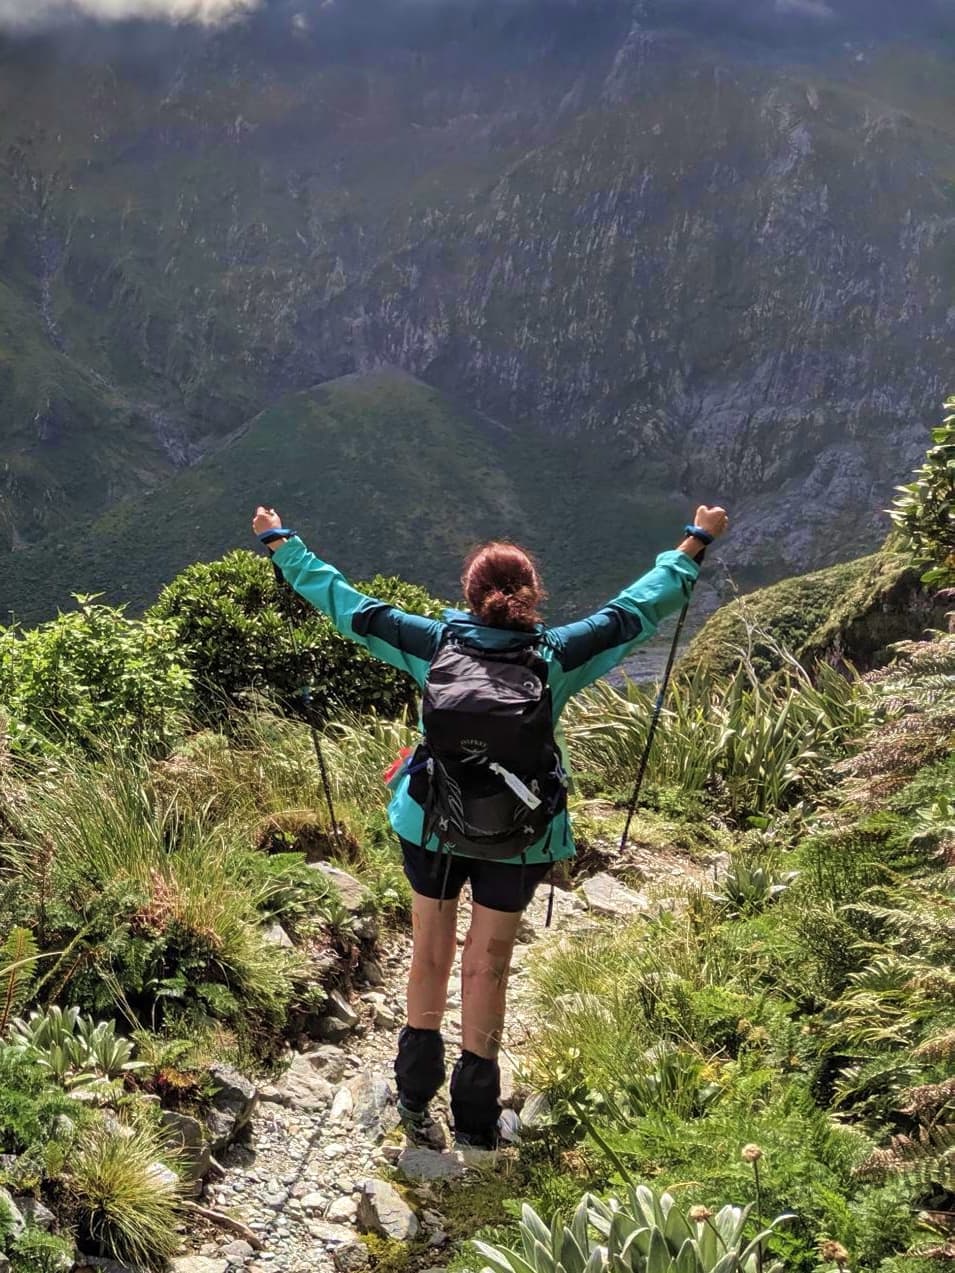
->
[301,1192,327,1214]
[264,1053,334,1112]
[579,872,649,919]
[307,1045,349,1083]
[221,1240,255,1259]
[310,864,369,913]
[308,1220,355,1245]
[264,923,294,948]
[357,1178,419,1242]
[333,1241,371,1273]
[326,1195,359,1223]
[396,1147,465,1183]
[170,1259,229,1273]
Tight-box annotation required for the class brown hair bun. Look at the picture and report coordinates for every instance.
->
[462,542,545,631]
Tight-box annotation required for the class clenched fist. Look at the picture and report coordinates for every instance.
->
[252,505,283,537]
[693,505,729,539]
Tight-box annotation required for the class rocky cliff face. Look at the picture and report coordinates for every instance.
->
[1,0,953,587]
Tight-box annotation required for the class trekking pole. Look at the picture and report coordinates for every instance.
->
[270,560,343,852]
[619,549,704,853]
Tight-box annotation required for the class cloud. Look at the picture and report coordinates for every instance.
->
[0,0,258,28]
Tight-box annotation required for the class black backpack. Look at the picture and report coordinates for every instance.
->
[407,637,568,860]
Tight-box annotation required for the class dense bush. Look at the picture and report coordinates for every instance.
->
[0,597,190,753]
[890,401,955,587]
[5,754,330,1044]
[149,550,445,724]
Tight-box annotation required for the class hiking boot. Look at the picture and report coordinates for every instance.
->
[397,1098,446,1150]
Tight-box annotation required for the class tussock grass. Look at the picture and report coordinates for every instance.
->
[66,1115,183,1268]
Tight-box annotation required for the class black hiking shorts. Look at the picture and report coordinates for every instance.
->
[400,838,550,913]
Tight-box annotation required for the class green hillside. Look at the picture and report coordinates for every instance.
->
[681,545,952,680]
[0,369,683,625]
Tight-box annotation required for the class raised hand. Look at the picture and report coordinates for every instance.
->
[693,505,729,539]
[252,505,283,537]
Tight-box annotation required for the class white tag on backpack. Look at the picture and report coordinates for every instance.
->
[489,763,542,810]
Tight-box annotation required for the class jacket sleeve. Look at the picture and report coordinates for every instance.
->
[270,537,445,687]
[544,550,701,703]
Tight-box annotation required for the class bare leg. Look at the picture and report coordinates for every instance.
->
[460,903,522,1058]
[406,891,459,1030]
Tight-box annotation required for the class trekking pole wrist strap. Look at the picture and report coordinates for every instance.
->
[259,528,297,545]
[683,523,714,546]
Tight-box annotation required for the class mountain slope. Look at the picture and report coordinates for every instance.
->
[1,369,684,624]
[1,2,954,583]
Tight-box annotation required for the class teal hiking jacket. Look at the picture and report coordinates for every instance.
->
[271,537,700,865]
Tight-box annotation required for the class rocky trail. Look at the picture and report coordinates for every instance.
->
[136,847,718,1273]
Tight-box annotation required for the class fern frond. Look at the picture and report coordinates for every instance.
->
[916,1030,955,1061]
[0,927,39,1035]
[855,1125,955,1193]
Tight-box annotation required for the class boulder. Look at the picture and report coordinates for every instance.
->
[396,1147,465,1183]
[310,864,369,913]
[308,1219,356,1245]
[357,1178,419,1242]
[12,1195,55,1231]
[205,1064,257,1153]
[579,872,649,919]
[160,1111,211,1196]
[262,1053,334,1112]
[0,1189,24,1238]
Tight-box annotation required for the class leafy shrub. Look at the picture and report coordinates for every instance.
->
[149,550,444,724]
[565,657,866,821]
[11,755,310,1042]
[0,598,190,753]
[889,402,955,586]
[65,1117,182,1267]
[7,1006,146,1092]
[476,1183,790,1273]
[9,1228,74,1272]
[0,1049,77,1157]
[707,860,798,918]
